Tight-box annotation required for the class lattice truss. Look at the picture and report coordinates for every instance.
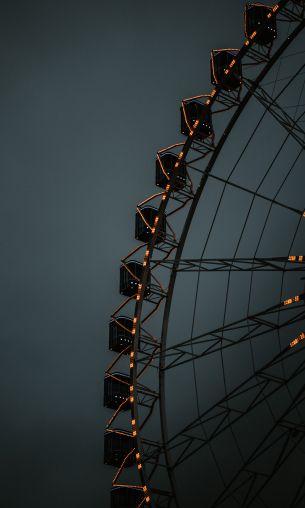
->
[104,2,305,507]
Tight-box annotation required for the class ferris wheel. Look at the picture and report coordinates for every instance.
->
[104,2,305,507]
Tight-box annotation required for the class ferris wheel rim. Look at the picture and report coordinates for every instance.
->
[106,2,305,507]
[156,18,305,508]
[135,13,305,508]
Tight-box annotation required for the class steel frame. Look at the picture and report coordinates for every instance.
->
[105,2,305,507]
[151,256,305,272]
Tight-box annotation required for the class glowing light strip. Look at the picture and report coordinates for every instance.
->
[121,242,147,264]
[111,295,136,318]
[106,398,130,428]
[288,255,304,262]
[136,207,154,232]
[109,3,287,505]
[105,372,130,385]
[158,142,184,154]
[283,295,301,306]
[290,332,305,348]
[138,192,164,208]
[112,448,135,488]
[105,347,132,374]
[157,153,171,181]
[110,316,133,334]
[121,261,141,282]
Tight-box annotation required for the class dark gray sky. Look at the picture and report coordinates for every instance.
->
[1,1,304,507]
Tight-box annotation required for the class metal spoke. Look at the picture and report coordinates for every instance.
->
[162,294,305,371]
[290,470,305,507]
[164,344,305,470]
[244,76,305,149]
[151,256,305,273]
[212,378,305,507]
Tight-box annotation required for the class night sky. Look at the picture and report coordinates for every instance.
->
[1,1,305,507]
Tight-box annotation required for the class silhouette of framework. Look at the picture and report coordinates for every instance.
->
[104,2,305,507]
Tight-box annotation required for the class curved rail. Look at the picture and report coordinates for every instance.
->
[106,2,305,507]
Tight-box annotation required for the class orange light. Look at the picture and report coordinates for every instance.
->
[133,317,137,324]
[137,463,142,470]
[206,99,211,105]
[245,40,250,46]
[272,4,279,12]
[132,327,136,335]
[143,486,148,493]
[250,31,257,40]
[267,12,272,18]
[284,298,292,306]
[283,295,300,306]
[193,119,199,127]
[132,430,137,436]
[132,419,136,426]
[130,362,134,368]
[224,69,229,75]
[130,351,134,358]
[130,396,134,403]
[290,332,305,349]
[130,385,134,392]
[145,497,150,503]
[178,151,184,160]
[229,59,236,68]
[289,255,305,263]
[136,452,140,460]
